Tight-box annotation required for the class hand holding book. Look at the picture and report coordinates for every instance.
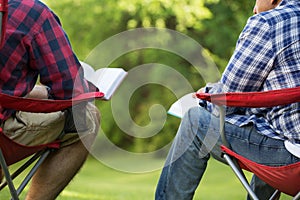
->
[168,93,200,118]
[80,62,127,100]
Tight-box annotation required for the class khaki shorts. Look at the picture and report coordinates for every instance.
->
[1,103,100,147]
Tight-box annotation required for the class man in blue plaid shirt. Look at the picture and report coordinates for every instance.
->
[156,0,300,199]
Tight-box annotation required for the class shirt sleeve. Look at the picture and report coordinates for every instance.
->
[29,9,89,100]
[206,15,275,115]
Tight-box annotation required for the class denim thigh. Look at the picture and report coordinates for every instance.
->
[194,106,299,166]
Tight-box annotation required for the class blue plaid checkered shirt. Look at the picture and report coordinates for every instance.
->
[206,0,300,143]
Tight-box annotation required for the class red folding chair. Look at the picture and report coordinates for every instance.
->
[196,86,300,200]
[0,91,104,199]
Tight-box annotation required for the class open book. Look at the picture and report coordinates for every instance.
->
[168,93,200,118]
[80,62,127,100]
[284,140,300,158]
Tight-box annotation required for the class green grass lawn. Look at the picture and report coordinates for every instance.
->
[0,156,292,199]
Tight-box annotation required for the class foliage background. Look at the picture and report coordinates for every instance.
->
[43,0,254,154]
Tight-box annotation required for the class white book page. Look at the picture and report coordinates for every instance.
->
[81,62,127,100]
[168,93,199,118]
[284,140,300,158]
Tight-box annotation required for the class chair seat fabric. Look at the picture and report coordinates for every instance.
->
[0,128,60,166]
[0,91,104,165]
[221,145,300,196]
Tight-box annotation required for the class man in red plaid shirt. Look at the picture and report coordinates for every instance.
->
[0,0,100,199]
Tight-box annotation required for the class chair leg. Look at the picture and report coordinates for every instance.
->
[293,191,300,200]
[16,149,51,196]
[0,151,43,191]
[0,149,19,200]
[0,149,51,200]
[223,153,259,200]
[269,190,280,200]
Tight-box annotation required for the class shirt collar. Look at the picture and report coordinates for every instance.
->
[279,0,300,6]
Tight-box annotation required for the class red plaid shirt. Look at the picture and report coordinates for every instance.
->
[0,0,90,122]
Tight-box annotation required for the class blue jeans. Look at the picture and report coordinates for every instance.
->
[155,107,299,200]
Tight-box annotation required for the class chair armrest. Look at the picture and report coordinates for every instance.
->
[0,92,104,113]
[196,86,300,108]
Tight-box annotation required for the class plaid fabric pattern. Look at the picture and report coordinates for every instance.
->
[206,0,300,142]
[0,0,89,122]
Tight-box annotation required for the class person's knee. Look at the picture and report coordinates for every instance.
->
[180,107,202,136]
[79,103,100,148]
[86,102,100,135]
[181,107,199,126]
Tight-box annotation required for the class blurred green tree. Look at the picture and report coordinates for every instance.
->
[43,0,253,154]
